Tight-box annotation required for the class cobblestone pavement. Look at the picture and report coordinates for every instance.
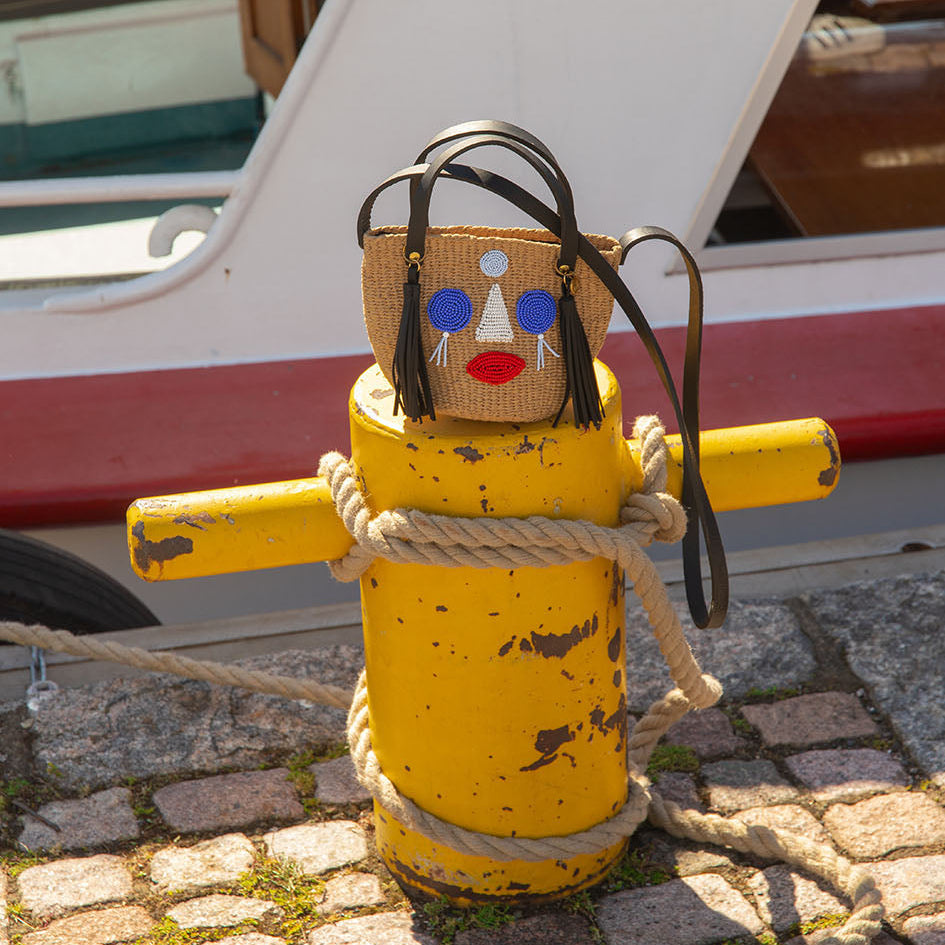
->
[1,569,944,945]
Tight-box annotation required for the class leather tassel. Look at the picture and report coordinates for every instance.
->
[555,287,603,430]
[391,274,435,421]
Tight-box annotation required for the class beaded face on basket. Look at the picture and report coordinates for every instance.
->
[427,250,561,385]
[361,226,621,423]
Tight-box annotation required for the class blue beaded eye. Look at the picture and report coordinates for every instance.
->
[428,288,472,332]
[427,288,472,368]
[515,290,557,335]
[516,290,560,371]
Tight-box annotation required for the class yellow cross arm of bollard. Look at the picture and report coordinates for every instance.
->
[126,417,840,583]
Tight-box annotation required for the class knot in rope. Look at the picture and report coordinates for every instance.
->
[317,414,687,581]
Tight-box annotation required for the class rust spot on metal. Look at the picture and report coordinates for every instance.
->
[435,604,447,612]
[515,435,536,455]
[817,426,841,487]
[520,724,575,771]
[371,578,378,588]
[453,445,485,463]
[498,638,515,657]
[612,670,622,687]
[131,521,193,573]
[387,853,601,904]
[405,441,419,451]
[481,497,489,513]
[560,668,573,680]
[387,855,470,901]
[607,624,622,663]
[589,694,628,741]
[172,511,215,530]
[536,436,556,467]
[610,565,624,606]
[529,614,598,659]
[519,638,533,653]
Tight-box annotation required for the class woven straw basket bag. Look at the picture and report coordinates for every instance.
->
[358,122,626,428]
[361,225,620,423]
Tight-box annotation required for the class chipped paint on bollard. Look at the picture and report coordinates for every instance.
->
[350,362,629,902]
[124,358,843,902]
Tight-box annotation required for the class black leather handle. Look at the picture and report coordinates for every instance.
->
[357,159,728,629]
[407,134,579,272]
[413,119,574,204]
[359,135,580,272]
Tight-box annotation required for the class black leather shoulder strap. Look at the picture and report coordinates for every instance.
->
[358,161,728,628]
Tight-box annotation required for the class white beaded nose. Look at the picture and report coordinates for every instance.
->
[475,283,514,342]
[475,250,513,342]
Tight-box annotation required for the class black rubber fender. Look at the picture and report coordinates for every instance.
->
[0,528,159,639]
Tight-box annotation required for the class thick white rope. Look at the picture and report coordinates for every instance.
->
[329,416,884,944]
[0,621,353,709]
[0,416,883,942]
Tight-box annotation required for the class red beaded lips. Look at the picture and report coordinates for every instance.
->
[466,352,525,385]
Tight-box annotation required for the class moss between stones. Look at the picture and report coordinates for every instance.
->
[420,897,514,945]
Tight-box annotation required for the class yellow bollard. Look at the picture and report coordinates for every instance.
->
[126,385,840,583]
[352,362,629,902]
[124,360,842,903]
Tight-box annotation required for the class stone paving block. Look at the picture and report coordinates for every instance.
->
[455,913,598,944]
[866,853,945,915]
[651,772,704,812]
[665,707,747,759]
[316,872,386,915]
[18,788,140,852]
[741,692,878,748]
[16,855,132,919]
[264,821,368,876]
[626,598,817,709]
[166,894,284,929]
[311,755,372,805]
[731,804,831,845]
[784,748,910,803]
[32,646,361,790]
[150,833,255,893]
[702,759,799,813]
[903,914,945,945]
[19,905,153,945]
[217,936,287,945]
[596,873,766,945]
[803,573,945,783]
[640,830,734,877]
[306,911,437,944]
[153,768,304,833]
[823,792,945,858]
[746,865,846,932]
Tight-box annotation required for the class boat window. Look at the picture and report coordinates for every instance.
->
[707,1,945,255]
[0,0,283,289]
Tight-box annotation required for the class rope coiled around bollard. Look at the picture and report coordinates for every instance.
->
[325,415,885,945]
[0,416,884,944]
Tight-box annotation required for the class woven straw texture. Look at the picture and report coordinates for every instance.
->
[362,225,621,422]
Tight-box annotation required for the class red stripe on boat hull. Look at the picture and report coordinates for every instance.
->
[2,306,943,528]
